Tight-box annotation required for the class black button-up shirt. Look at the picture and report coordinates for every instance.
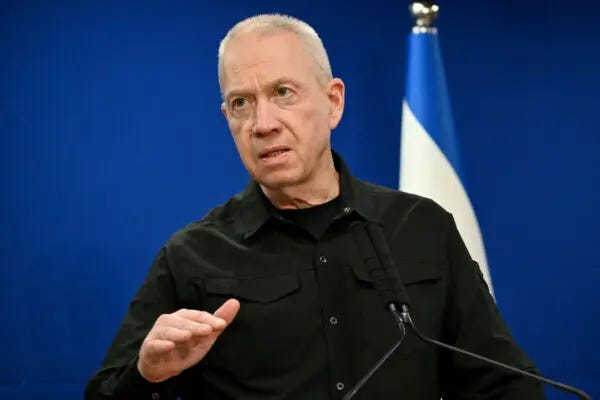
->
[85,151,544,400]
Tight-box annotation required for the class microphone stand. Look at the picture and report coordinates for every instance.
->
[390,304,592,400]
[347,221,592,399]
[345,303,592,400]
[342,323,406,400]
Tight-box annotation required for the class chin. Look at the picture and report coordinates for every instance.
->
[256,171,303,190]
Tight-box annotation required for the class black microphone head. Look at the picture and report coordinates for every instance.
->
[350,221,411,309]
[364,222,411,308]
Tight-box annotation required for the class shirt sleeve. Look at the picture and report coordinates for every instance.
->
[439,213,546,400]
[84,247,178,400]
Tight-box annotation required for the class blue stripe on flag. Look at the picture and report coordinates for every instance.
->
[404,31,463,180]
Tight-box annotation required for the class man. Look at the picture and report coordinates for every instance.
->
[86,14,545,399]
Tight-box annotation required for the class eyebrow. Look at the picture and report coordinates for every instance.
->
[224,77,301,101]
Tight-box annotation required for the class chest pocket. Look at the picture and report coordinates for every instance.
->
[350,261,445,359]
[351,260,442,286]
[351,260,445,320]
[198,271,318,378]
[204,272,299,305]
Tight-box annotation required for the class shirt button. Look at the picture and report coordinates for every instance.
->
[343,206,352,214]
[329,316,338,325]
[319,255,328,263]
[336,382,345,391]
[151,393,160,400]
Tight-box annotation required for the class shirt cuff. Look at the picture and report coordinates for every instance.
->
[112,356,172,400]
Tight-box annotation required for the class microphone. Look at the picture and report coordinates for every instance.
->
[363,221,411,321]
[346,221,592,400]
[345,223,409,400]
[350,222,410,310]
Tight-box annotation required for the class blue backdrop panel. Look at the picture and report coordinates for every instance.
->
[1,1,598,399]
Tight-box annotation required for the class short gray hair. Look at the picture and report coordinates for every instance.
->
[218,14,333,93]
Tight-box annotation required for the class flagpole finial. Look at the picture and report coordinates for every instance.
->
[409,1,439,33]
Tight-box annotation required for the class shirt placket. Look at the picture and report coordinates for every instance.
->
[315,235,354,399]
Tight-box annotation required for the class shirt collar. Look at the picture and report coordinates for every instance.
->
[238,150,383,239]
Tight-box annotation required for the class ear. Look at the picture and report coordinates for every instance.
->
[221,102,229,119]
[326,78,345,130]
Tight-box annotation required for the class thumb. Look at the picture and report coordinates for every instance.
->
[213,298,240,326]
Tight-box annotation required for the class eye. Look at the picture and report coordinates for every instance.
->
[231,98,247,109]
[275,87,292,97]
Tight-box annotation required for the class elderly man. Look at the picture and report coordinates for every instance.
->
[86,14,545,400]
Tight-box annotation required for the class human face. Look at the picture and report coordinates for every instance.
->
[220,30,344,190]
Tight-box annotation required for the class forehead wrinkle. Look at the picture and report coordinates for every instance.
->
[222,59,270,98]
[221,30,318,95]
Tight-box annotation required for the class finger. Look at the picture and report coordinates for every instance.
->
[142,338,176,357]
[155,313,216,335]
[154,326,194,343]
[213,299,240,326]
[175,309,227,330]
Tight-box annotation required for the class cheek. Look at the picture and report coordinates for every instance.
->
[230,125,254,159]
[306,99,330,128]
[297,105,331,145]
[232,134,249,154]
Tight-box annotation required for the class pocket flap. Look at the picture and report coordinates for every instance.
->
[205,272,299,303]
[352,261,442,285]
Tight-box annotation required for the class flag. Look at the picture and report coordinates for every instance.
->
[399,25,494,295]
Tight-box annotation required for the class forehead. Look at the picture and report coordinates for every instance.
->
[221,30,318,91]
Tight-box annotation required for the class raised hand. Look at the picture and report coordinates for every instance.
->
[137,299,240,383]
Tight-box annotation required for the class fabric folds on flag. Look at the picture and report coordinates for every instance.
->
[400,28,494,295]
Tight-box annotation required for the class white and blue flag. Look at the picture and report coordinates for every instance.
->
[400,27,494,294]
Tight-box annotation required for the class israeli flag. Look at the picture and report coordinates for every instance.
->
[400,27,494,295]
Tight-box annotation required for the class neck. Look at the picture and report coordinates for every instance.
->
[261,156,340,210]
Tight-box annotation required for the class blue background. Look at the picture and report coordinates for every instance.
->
[1,1,598,399]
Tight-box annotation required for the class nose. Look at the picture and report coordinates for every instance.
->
[251,99,281,137]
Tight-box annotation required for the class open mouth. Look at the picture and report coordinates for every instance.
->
[260,148,291,159]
